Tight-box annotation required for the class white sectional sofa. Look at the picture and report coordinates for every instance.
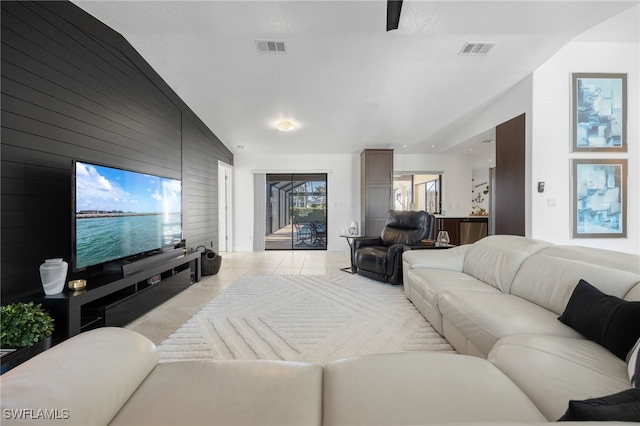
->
[403,235,640,420]
[2,326,637,426]
[1,235,638,425]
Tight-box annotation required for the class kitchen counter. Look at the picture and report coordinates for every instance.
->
[434,216,488,245]
[434,215,489,219]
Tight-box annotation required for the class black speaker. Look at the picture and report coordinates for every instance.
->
[121,249,183,277]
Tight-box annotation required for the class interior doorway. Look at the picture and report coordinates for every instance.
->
[265,174,327,250]
[218,162,233,252]
[393,174,442,214]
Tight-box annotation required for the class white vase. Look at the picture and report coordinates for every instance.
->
[40,258,68,295]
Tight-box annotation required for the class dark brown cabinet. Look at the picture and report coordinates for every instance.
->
[436,218,461,245]
[361,149,394,237]
[436,217,488,246]
[495,114,526,236]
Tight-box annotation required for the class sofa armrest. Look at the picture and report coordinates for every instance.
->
[0,327,158,426]
[387,244,413,284]
[352,237,383,251]
[403,244,470,272]
[351,237,384,272]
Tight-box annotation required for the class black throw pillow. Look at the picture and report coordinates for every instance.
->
[558,279,640,360]
[558,388,640,421]
[628,338,640,388]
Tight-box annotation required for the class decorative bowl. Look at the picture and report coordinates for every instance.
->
[68,279,86,290]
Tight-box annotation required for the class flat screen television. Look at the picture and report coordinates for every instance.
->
[72,160,182,272]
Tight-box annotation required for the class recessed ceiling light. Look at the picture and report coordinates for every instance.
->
[276,120,296,131]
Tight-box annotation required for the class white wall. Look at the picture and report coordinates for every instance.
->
[233,152,476,251]
[413,75,534,231]
[413,41,638,254]
[530,41,639,253]
[472,168,490,215]
[231,21,638,254]
[233,153,360,252]
[394,154,474,217]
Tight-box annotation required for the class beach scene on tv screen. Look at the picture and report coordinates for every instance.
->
[75,162,182,269]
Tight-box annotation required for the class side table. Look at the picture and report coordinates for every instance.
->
[405,242,456,251]
[339,234,363,273]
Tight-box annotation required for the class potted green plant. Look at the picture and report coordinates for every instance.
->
[1,302,54,373]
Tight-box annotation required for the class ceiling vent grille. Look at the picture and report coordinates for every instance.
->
[256,40,287,54]
[459,42,496,56]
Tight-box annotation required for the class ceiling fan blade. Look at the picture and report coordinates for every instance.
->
[386,0,403,31]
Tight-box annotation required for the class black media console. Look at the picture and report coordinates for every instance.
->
[29,251,201,345]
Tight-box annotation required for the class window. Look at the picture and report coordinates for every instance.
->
[393,174,442,214]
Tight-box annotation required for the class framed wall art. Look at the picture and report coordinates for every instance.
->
[572,73,627,152]
[572,158,627,238]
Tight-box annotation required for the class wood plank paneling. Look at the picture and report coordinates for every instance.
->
[1,1,232,303]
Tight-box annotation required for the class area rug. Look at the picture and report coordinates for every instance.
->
[157,274,455,363]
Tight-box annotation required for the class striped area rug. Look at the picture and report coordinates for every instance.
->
[157,274,455,363]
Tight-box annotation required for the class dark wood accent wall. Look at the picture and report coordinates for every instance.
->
[182,115,227,250]
[1,1,232,303]
[494,113,526,236]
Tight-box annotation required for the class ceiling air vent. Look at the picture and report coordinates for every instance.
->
[459,42,496,56]
[255,40,287,54]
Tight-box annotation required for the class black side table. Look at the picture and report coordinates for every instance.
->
[339,234,363,273]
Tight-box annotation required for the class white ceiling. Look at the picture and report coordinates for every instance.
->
[72,1,639,157]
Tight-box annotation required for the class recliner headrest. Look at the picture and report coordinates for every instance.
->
[384,210,428,230]
[381,210,430,246]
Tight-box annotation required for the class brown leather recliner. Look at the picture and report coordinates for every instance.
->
[351,210,435,284]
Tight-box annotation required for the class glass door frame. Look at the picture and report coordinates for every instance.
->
[265,173,328,250]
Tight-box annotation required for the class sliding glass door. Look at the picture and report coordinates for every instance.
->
[265,174,327,250]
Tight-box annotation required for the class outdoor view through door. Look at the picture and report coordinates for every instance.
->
[394,174,442,214]
[266,174,327,250]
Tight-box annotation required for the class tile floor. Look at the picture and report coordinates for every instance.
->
[125,250,353,345]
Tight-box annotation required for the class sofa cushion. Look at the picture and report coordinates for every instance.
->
[511,248,640,315]
[0,327,158,426]
[558,279,640,360]
[405,268,500,334]
[354,246,389,275]
[488,334,631,421]
[542,245,640,277]
[438,290,582,357]
[110,360,323,426]
[626,282,640,301]
[558,388,640,422]
[322,352,546,425]
[380,210,428,245]
[402,245,470,272]
[628,338,640,387]
[462,235,553,293]
[407,268,500,312]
